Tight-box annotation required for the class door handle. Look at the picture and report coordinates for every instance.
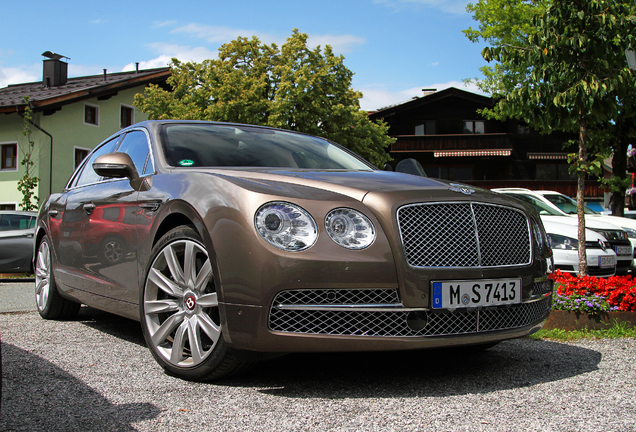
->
[48,209,59,217]
[83,203,96,214]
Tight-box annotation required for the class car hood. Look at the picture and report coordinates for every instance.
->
[541,218,606,241]
[213,168,523,209]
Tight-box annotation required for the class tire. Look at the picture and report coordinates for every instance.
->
[140,225,250,381]
[35,237,81,320]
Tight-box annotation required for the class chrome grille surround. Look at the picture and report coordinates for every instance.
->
[397,202,531,268]
[268,288,551,337]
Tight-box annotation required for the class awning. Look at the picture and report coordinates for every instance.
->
[527,153,568,160]
[434,149,511,157]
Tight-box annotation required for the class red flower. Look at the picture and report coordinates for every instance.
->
[549,270,636,312]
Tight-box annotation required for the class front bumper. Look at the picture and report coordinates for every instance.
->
[220,279,553,353]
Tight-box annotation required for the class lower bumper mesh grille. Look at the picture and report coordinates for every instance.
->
[268,289,552,337]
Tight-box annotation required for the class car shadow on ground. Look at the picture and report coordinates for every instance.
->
[224,340,602,399]
[0,343,160,431]
[73,307,603,399]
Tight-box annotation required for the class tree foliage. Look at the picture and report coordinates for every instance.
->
[134,30,393,166]
[18,96,40,211]
[480,0,636,275]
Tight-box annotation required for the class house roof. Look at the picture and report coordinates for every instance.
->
[368,87,493,119]
[0,67,171,114]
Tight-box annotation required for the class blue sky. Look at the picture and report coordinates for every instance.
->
[0,0,488,111]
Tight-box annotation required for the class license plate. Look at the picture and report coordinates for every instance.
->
[614,246,632,256]
[431,279,521,309]
[599,255,616,268]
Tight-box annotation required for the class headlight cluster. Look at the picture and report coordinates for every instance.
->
[622,227,636,239]
[255,202,376,251]
[547,233,578,250]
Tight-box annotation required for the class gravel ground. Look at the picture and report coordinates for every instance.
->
[1,307,635,432]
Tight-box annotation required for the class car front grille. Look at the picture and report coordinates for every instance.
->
[268,288,551,337]
[397,202,531,268]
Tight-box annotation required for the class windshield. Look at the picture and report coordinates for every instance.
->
[542,193,597,215]
[160,123,374,170]
[503,193,564,216]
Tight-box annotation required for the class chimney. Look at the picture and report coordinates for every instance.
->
[422,88,437,97]
[42,51,69,87]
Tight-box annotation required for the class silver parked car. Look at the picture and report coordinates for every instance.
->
[0,211,37,273]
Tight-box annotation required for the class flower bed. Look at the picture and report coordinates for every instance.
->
[549,270,636,312]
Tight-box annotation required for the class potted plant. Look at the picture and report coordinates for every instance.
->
[627,148,636,172]
[627,187,636,210]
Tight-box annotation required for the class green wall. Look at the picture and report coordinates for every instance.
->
[0,86,150,209]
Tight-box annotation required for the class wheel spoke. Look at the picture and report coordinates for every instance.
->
[163,245,184,285]
[145,299,180,314]
[170,320,188,364]
[187,316,203,364]
[148,268,183,298]
[197,292,218,308]
[183,242,196,289]
[194,259,213,292]
[198,311,221,344]
[151,311,185,346]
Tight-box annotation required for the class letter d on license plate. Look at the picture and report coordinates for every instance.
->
[431,279,521,309]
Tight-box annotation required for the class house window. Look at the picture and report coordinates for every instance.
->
[463,120,485,134]
[414,120,436,135]
[517,124,531,134]
[121,105,134,128]
[84,104,99,126]
[74,147,90,169]
[536,163,576,181]
[1,143,17,170]
[0,204,16,210]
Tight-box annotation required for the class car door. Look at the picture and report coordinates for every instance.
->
[48,137,121,291]
[80,129,153,303]
[0,213,36,272]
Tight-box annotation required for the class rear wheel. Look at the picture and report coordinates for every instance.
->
[140,225,250,381]
[35,237,81,319]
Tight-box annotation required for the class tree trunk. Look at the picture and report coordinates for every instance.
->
[578,119,588,277]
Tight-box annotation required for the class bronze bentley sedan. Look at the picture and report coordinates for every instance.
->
[34,120,554,381]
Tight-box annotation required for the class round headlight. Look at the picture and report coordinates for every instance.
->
[255,202,317,251]
[325,208,375,249]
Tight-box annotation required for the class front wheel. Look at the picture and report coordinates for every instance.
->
[140,225,250,381]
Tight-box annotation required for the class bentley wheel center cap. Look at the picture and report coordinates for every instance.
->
[184,293,197,312]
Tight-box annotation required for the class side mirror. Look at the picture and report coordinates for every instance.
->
[93,152,139,181]
[395,158,427,177]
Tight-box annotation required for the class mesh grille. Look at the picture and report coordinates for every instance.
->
[533,279,553,296]
[268,289,551,337]
[271,288,400,306]
[398,202,531,267]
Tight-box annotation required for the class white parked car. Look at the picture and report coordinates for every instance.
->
[541,219,617,277]
[492,190,625,276]
[494,189,634,274]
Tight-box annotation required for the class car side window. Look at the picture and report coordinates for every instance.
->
[74,138,121,188]
[116,130,152,176]
[0,214,35,231]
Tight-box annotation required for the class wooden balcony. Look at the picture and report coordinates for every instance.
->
[391,133,512,152]
[466,180,606,198]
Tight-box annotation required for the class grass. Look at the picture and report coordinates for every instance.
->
[529,320,636,341]
[0,273,34,279]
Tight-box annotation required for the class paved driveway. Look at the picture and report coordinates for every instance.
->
[1,282,635,431]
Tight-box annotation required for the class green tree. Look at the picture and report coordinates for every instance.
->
[481,0,636,276]
[18,96,40,211]
[135,30,393,166]
[465,0,636,219]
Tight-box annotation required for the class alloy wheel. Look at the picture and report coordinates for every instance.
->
[35,241,51,312]
[143,239,220,368]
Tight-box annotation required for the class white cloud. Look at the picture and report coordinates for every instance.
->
[307,34,366,54]
[121,43,218,71]
[374,0,469,15]
[0,66,39,88]
[358,80,487,111]
[152,20,176,28]
[171,23,365,54]
[171,24,281,46]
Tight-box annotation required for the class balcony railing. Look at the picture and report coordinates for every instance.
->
[391,133,512,152]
